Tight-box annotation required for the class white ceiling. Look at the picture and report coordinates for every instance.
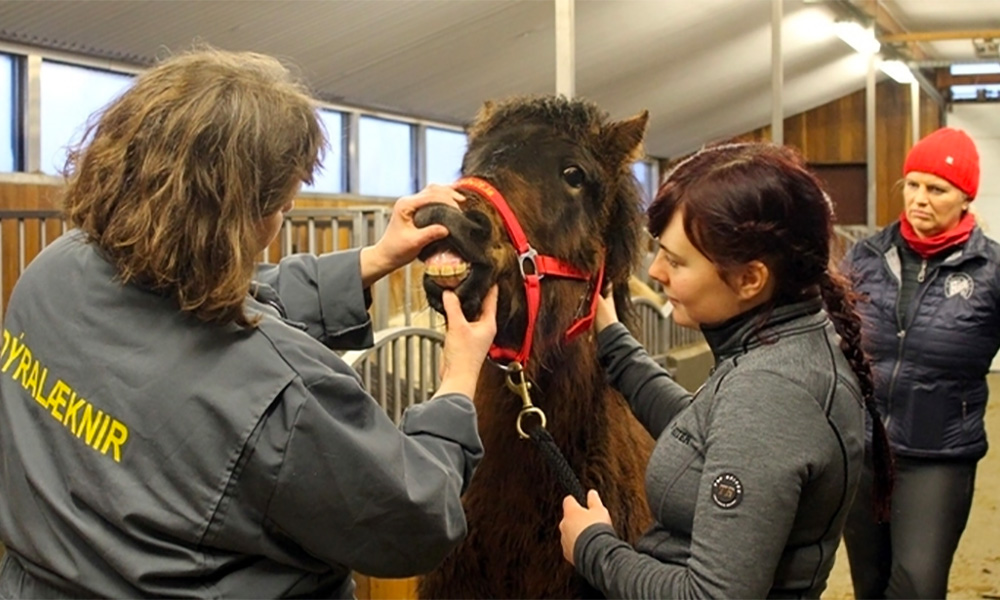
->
[0,0,995,159]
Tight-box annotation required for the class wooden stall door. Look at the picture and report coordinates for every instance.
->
[810,162,868,226]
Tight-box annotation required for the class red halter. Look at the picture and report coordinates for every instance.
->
[452,177,606,368]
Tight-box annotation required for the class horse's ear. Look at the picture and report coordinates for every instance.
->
[468,100,498,141]
[477,101,497,123]
[604,110,649,163]
[601,110,648,304]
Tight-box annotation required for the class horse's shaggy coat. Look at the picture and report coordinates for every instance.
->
[416,96,655,599]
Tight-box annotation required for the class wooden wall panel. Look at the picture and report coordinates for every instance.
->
[0,180,63,211]
[0,182,65,312]
[876,82,907,226]
[811,163,868,225]
[804,89,867,164]
[920,88,943,140]
[783,113,807,154]
[720,80,943,227]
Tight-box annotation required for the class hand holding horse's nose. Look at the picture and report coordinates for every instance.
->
[371,185,468,275]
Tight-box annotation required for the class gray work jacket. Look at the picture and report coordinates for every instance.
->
[575,299,865,599]
[0,230,482,598]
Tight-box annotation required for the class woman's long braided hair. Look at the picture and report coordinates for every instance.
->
[647,142,893,521]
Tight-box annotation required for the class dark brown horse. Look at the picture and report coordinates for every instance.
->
[415,96,654,599]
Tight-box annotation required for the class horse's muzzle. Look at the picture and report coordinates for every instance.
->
[413,203,496,320]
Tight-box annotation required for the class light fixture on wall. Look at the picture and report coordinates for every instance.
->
[834,20,880,55]
[879,59,915,84]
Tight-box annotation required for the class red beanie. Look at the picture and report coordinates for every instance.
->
[903,127,980,199]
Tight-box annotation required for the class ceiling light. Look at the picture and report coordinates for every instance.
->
[973,38,1000,59]
[879,59,915,84]
[834,20,881,55]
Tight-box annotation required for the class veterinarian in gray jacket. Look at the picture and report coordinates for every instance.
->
[560,143,892,599]
[0,48,496,598]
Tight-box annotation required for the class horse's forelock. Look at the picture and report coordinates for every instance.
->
[468,95,608,145]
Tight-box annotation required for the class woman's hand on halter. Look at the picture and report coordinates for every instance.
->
[433,285,499,400]
[559,490,613,566]
[594,284,620,333]
[360,184,467,288]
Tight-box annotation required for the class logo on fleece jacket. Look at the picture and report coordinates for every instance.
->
[711,473,743,509]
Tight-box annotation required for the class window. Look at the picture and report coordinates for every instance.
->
[40,61,133,175]
[951,84,1000,102]
[632,160,656,208]
[426,127,467,185]
[302,109,345,194]
[359,116,414,197]
[0,54,14,172]
[949,63,1000,102]
[950,62,1000,75]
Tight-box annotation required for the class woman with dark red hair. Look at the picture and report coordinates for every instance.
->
[842,127,996,599]
[558,142,892,598]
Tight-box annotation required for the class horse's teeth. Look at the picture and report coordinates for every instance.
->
[426,263,469,277]
[426,264,471,289]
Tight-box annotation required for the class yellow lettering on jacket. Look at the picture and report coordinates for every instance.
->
[1,328,131,463]
[10,345,32,383]
[100,420,129,462]
[1,333,26,372]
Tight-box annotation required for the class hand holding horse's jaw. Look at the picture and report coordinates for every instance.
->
[434,285,499,400]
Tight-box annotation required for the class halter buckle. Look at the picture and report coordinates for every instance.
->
[518,247,542,280]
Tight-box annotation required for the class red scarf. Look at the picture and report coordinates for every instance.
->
[899,211,975,258]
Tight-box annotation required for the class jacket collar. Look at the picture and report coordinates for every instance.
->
[701,297,825,363]
[861,221,990,265]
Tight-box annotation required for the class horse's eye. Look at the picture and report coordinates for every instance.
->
[562,166,586,189]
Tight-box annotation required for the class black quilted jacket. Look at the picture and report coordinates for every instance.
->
[844,222,1000,460]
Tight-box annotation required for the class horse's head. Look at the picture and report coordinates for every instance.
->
[416,95,648,362]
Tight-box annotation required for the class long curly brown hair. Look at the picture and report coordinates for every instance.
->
[62,47,324,327]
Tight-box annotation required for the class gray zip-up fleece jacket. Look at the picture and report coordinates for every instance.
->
[0,230,483,598]
[574,299,865,599]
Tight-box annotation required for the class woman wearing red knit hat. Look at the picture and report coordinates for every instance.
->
[841,127,993,599]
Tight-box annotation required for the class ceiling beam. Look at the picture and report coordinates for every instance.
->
[936,72,1000,87]
[851,0,929,61]
[882,29,1000,43]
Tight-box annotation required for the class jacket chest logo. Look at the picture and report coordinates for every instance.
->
[711,473,743,509]
[944,272,974,299]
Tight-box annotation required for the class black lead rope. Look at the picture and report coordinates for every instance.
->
[526,424,588,506]
[500,360,588,505]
